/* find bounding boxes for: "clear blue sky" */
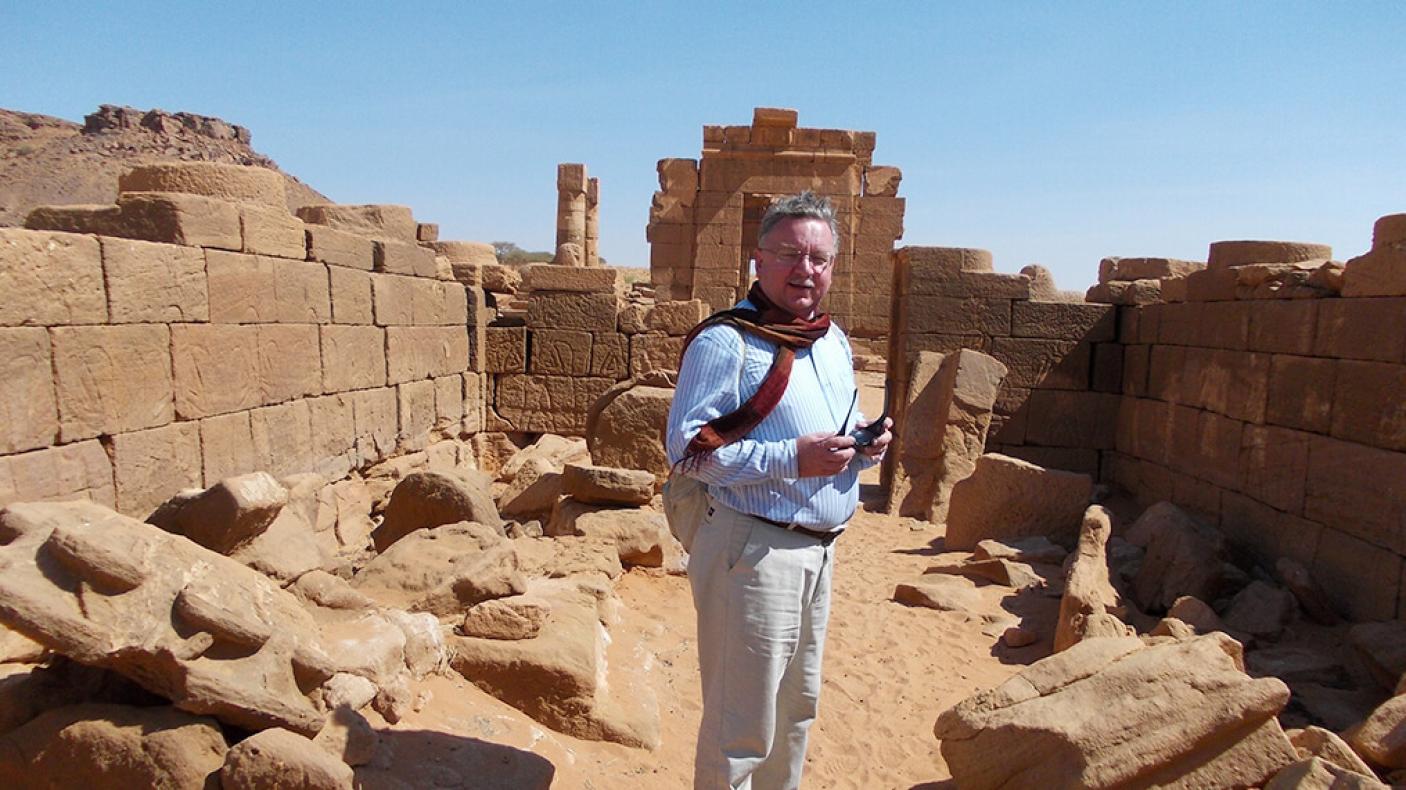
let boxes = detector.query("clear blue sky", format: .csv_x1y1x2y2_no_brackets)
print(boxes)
5,2,1403,290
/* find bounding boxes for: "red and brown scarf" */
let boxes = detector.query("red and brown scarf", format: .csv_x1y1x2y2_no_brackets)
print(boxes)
675,282,831,470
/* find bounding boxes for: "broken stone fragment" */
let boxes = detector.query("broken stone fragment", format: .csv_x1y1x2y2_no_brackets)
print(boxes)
944,454,1092,551
221,726,354,790
146,471,287,555
1053,506,1123,653
372,470,504,552
561,464,655,506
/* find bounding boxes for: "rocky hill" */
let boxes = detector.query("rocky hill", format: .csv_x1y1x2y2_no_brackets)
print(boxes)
0,105,327,226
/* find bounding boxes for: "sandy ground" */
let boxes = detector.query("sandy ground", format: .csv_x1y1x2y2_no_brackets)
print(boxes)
354,371,1060,789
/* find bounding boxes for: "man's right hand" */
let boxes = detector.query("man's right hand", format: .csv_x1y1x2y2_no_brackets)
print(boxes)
796,431,857,478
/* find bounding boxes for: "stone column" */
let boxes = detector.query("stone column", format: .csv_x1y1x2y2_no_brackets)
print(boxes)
556,163,587,257
585,177,600,267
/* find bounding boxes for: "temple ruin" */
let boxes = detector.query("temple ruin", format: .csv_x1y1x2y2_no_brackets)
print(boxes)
1,106,1404,787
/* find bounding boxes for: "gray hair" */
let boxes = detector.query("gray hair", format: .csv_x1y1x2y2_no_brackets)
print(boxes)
758,191,841,254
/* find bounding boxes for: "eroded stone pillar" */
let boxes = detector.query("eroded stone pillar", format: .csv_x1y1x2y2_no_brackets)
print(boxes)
556,163,587,256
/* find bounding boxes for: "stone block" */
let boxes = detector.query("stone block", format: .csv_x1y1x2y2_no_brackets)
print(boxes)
1238,424,1311,514
521,264,623,294
1146,345,1186,404
397,379,436,451
1331,360,1406,451
305,225,374,270
433,375,464,435
905,296,1011,336
0,229,106,326
0,439,114,509
114,191,243,248
1102,257,1204,282
307,393,355,476
249,399,313,479
239,203,305,259
328,265,374,324
864,165,902,197
1246,300,1317,355
897,247,994,282
371,273,414,326
1130,397,1171,463
526,292,617,332
51,324,173,442
1193,349,1269,423
206,250,276,323
990,338,1089,390
462,373,486,434
443,282,468,325
1184,267,1239,302
485,327,527,373
1121,344,1150,397
1304,435,1406,554
480,264,521,294
530,329,592,375
630,333,685,377
417,222,439,243
1011,302,1115,342
944,453,1092,549
1024,390,1119,450
100,237,208,323
351,387,397,466
386,326,468,384
1208,240,1333,270
171,324,262,419
645,300,708,335
406,277,444,326
590,334,629,379
373,239,437,278
274,259,332,323
0,328,58,454
1198,302,1251,350
199,411,257,484
108,422,202,517
319,325,386,393
657,158,699,195
1163,404,1203,477
914,272,1032,300
1266,355,1335,434
493,374,615,434
1157,302,1203,346
1342,240,1406,298
1091,342,1123,393
119,161,285,208
256,324,322,404
296,204,417,243
1314,297,1406,362
1313,527,1401,622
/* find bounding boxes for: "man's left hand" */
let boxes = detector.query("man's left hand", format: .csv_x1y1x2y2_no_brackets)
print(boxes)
856,417,893,460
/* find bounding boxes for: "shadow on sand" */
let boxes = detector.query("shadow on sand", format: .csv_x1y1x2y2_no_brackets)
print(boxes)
354,727,555,790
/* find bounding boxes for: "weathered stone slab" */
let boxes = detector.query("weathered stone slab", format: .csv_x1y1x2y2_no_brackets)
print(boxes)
936,633,1296,789
108,423,202,517
101,237,208,323
526,292,617,331
306,224,373,271
372,471,503,552
585,383,673,478
1208,240,1333,270
51,324,173,442
0,329,59,454
239,202,305,259
354,523,522,616
295,204,417,243
0,501,333,734
522,264,622,294
561,464,654,506
944,454,1091,550
119,162,285,208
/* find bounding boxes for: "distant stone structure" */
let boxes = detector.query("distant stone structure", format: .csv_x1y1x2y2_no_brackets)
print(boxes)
646,107,905,338
556,164,599,267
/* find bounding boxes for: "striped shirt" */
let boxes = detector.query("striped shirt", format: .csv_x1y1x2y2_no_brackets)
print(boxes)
666,298,874,530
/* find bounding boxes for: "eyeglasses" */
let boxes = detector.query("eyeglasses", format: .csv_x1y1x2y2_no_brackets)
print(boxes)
758,247,836,273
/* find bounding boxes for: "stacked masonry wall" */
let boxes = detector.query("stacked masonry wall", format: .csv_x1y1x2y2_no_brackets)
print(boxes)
480,266,704,434
1107,226,1406,622
1,200,485,519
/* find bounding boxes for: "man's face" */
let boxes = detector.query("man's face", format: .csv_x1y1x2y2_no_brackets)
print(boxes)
754,217,836,319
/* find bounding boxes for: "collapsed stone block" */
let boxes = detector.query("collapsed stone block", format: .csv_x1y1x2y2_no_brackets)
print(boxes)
221,726,354,790
0,501,337,734
147,471,286,555
561,464,654,506
944,454,1092,550
585,383,673,479
936,634,1296,789
355,522,523,616
887,349,1007,521
372,471,503,552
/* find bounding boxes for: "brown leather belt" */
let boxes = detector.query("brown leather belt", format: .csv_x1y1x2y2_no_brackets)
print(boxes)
750,514,843,546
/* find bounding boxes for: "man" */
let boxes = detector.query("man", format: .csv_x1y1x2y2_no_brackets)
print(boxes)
666,191,893,789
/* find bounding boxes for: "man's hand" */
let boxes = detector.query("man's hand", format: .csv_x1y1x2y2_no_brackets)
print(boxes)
796,431,857,477
855,417,894,460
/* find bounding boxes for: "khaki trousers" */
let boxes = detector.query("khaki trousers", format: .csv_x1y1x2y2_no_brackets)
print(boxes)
689,498,835,790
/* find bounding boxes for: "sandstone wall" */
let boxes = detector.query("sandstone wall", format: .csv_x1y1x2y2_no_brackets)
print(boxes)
4,174,483,519
1105,227,1406,621
885,246,1119,487
648,107,904,338
478,265,703,435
